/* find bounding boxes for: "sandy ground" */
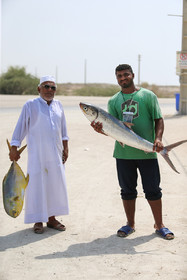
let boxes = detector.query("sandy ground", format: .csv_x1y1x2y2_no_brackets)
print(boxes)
0,95,187,280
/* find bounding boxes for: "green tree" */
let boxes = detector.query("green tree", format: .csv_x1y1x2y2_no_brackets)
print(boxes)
0,66,39,95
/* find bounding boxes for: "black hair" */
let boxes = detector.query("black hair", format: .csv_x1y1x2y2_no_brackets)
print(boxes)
115,64,134,74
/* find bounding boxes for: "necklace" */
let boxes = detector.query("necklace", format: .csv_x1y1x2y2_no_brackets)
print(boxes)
121,91,137,111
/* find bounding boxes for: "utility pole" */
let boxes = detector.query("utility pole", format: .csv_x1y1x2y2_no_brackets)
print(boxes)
34,67,37,77
180,0,187,114
84,59,87,85
55,66,58,84
138,54,141,86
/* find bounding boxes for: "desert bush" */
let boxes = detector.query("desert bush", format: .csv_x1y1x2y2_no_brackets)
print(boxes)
0,66,39,95
74,84,120,96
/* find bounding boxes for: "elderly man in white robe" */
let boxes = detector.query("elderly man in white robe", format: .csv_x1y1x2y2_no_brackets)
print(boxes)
9,76,69,234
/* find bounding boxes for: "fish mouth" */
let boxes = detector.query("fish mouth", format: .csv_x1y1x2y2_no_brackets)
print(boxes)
79,103,90,118
79,102,90,108
12,211,20,218
79,102,83,109
79,102,99,121
79,103,85,113
5,208,20,218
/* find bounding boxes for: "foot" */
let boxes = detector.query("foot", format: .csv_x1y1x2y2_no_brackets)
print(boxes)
33,222,44,234
47,218,66,231
117,225,135,237
154,224,174,240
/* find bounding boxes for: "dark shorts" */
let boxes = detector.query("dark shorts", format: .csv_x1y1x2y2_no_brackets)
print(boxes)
116,159,162,201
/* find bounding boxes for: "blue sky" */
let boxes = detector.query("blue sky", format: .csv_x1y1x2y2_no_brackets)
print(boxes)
1,0,183,85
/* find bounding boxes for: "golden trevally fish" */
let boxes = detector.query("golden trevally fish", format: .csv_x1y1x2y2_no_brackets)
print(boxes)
79,102,187,173
2,140,29,218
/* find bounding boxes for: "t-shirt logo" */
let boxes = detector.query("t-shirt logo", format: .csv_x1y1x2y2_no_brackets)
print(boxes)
121,100,139,119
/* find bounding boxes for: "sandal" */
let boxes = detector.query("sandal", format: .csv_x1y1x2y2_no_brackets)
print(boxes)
155,227,174,240
117,225,135,237
33,223,44,234
47,221,66,231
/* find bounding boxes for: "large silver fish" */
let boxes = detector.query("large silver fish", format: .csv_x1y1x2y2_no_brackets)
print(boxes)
2,140,29,218
79,102,187,173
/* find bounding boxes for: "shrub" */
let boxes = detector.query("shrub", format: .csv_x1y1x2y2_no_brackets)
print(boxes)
74,84,120,96
0,66,39,95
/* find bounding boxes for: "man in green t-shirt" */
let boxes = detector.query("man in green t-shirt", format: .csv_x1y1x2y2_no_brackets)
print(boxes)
91,64,174,240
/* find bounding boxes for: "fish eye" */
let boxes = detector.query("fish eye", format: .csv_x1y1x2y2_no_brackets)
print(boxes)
84,106,88,111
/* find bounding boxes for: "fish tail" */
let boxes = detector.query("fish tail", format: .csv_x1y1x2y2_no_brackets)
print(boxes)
18,144,27,154
161,140,187,173
6,139,27,154
6,139,11,151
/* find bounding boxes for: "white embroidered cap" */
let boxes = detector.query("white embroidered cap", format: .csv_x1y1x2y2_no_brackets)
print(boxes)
39,75,56,85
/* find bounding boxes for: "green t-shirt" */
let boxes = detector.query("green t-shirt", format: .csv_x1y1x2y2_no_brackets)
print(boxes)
107,88,162,159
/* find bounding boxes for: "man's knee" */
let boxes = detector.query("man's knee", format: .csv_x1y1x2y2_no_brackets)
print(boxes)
145,192,162,201
121,189,137,200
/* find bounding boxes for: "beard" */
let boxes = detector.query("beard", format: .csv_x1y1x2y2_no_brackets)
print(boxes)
121,79,134,88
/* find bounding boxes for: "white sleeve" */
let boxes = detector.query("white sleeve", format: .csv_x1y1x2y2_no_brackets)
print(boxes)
60,105,69,141
11,103,30,147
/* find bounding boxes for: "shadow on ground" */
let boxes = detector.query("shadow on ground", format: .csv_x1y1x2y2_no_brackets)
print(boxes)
35,233,157,259
0,227,60,251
